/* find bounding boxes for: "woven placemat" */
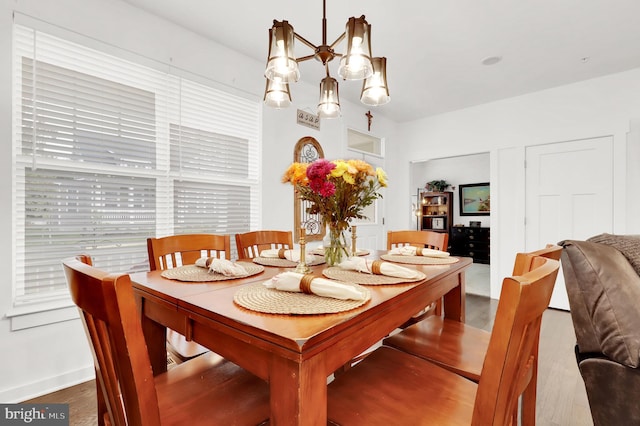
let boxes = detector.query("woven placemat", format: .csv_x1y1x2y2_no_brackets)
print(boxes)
252,257,326,267
322,267,426,285
233,282,371,315
311,248,371,257
161,262,264,282
380,254,460,265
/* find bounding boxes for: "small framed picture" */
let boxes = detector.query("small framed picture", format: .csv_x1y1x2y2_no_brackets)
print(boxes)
432,217,445,230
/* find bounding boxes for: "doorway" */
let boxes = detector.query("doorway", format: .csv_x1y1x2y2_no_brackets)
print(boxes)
411,153,491,297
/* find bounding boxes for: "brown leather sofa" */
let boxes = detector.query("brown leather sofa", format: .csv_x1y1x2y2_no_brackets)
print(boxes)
560,236,640,426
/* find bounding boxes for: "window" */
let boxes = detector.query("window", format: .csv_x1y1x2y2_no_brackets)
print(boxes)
12,25,260,307
292,137,324,242
347,128,383,157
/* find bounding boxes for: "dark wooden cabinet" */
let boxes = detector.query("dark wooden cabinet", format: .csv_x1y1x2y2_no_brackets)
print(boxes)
418,191,453,236
450,226,490,264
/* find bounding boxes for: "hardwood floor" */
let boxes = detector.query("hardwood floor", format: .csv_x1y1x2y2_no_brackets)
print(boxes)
24,294,593,425
24,379,98,426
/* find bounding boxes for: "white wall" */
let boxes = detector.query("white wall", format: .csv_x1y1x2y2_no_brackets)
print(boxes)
0,0,397,401
390,68,640,300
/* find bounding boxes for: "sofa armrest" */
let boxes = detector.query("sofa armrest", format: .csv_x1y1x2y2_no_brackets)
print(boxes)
578,354,640,426
560,240,640,368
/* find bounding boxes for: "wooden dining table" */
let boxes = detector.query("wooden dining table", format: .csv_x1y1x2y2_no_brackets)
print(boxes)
130,251,472,426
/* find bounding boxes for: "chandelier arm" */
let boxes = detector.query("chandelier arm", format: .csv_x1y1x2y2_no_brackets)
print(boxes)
328,32,346,51
296,54,316,63
294,32,318,51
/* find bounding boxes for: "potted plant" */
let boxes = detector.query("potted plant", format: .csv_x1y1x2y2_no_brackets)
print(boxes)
425,180,450,193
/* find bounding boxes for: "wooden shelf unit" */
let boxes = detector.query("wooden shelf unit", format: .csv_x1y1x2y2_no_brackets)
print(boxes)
418,190,453,235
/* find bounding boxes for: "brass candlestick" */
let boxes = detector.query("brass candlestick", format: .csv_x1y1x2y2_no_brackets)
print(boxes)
351,225,357,256
295,227,311,274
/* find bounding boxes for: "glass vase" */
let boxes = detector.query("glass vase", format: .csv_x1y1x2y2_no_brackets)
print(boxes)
324,224,349,266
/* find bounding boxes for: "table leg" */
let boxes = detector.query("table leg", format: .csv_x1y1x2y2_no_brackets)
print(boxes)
269,355,326,426
442,270,466,322
135,295,167,375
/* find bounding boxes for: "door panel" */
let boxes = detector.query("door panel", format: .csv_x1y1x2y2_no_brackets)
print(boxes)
525,136,613,309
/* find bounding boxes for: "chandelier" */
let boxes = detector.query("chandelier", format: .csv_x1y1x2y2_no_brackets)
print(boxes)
263,0,390,118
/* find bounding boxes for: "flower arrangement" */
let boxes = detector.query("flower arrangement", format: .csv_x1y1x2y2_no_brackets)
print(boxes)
282,159,387,265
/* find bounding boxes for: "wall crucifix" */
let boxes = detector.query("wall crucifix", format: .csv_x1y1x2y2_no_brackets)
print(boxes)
365,110,373,131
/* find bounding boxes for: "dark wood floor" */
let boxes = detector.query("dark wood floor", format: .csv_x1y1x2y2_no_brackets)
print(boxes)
24,294,593,426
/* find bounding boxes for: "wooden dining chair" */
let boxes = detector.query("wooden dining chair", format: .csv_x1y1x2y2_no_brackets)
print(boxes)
382,244,562,425
147,234,232,361
147,233,231,270
386,229,450,323
63,256,270,426
386,229,449,251
235,230,293,260
327,255,560,426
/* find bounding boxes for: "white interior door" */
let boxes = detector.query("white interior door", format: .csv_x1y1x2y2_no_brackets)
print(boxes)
350,197,384,250
346,129,386,250
348,157,385,251
525,136,613,310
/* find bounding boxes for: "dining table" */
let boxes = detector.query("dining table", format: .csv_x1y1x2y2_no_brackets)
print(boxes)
130,250,472,426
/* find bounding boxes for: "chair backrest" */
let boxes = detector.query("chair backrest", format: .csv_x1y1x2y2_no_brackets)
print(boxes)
63,257,161,426
235,230,293,260
512,244,562,275
472,256,560,426
386,230,449,251
147,234,231,270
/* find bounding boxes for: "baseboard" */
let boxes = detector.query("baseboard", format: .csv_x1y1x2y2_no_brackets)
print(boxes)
0,365,95,403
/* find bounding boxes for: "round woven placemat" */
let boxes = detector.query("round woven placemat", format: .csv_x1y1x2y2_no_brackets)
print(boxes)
233,282,371,315
252,257,325,267
161,262,264,282
380,254,460,265
322,267,426,285
311,248,370,257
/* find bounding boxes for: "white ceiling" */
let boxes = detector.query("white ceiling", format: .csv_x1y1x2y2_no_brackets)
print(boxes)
123,0,640,123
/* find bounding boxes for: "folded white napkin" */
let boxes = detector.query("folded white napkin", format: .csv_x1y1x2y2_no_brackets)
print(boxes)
195,257,248,277
388,246,450,258
263,271,367,301
338,257,422,280
259,248,316,262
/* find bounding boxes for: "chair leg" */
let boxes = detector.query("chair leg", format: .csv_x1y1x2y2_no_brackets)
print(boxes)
521,369,538,426
96,371,108,426
521,340,540,426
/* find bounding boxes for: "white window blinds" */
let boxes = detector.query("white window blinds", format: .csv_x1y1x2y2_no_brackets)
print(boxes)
12,24,260,305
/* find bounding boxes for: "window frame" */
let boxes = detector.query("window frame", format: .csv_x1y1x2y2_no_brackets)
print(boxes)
10,24,261,324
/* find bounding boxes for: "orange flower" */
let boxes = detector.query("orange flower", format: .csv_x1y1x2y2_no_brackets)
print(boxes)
282,162,309,186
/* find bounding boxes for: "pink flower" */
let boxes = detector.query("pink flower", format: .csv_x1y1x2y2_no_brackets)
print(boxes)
307,159,336,197
307,159,335,180
319,181,336,197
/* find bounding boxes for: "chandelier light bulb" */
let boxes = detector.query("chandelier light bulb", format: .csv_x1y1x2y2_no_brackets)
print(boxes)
265,21,300,83
360,57,390,106
264,77,292,108
318,77,341,118
338,16,373,80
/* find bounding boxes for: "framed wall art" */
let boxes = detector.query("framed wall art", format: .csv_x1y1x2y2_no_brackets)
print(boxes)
459,183,490,216
432,217,445,230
